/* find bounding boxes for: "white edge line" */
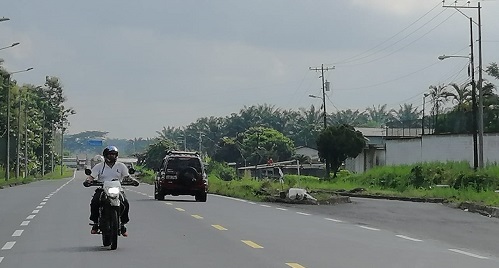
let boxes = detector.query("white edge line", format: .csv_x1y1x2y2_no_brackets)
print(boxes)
325,218,343,223
449,249,489,259
296,212,311,216
358,225,380,231
260,205,271,208
276,207,288,211
396,235,422,242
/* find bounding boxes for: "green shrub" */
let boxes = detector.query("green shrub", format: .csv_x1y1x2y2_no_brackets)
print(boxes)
207,161,237,181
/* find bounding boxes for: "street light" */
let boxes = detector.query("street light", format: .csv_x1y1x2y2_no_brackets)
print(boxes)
0,42,20,51
438,55,470,61
4,67,33,181
442,1,485,167
438,17,477,170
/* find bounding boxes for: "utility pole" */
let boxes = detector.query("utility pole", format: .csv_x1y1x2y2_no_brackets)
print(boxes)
443,1,484,167
309,64,334,129
309,64,334,178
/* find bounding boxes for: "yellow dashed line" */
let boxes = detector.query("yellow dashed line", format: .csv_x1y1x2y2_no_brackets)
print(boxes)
191,215,203,219
286,263,306,268
175,208,185,211
212,225,227,231
241,240,263,249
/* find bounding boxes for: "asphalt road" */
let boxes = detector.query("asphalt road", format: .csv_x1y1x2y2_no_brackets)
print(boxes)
0,171,497,268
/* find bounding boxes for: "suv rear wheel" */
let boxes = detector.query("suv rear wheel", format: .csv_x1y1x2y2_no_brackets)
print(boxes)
195,192,207,202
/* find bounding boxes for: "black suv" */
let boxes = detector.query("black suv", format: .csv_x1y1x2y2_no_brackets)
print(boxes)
154,151,208,202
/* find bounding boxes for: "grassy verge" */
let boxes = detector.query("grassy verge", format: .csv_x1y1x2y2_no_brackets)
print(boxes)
207,161,499,207
0,166,74,188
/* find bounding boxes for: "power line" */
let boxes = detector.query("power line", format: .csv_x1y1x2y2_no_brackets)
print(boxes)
333,2,442,65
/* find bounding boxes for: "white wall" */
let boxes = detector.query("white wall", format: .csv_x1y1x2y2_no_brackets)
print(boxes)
385,134,499,166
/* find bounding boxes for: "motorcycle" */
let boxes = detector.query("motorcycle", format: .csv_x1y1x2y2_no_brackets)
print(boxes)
83,168,139,250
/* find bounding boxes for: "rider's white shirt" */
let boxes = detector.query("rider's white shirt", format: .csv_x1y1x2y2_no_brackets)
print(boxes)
91,162,129,182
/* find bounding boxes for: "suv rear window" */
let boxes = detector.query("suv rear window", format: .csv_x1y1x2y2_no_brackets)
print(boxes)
165,157,202,173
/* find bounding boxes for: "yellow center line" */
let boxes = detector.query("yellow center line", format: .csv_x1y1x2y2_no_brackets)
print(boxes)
241,240,264,249
191,215,204,219
175,208,185,211
212,225,227,230
286,263,306,268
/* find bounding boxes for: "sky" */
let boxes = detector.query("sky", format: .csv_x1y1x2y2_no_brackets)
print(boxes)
1,0,498,139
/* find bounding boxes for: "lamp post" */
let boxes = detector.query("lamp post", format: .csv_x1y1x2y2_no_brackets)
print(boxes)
4,67,33,181
443,1,484,167
438,17,478,170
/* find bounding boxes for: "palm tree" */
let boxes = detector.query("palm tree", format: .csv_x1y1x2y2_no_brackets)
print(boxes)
330,109,368,126
447,82,471,111
428,84,451,130
366,104,390,127
388,104,420,128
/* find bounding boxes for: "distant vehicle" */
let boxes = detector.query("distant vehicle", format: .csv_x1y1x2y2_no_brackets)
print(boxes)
76,156,87,170
154,151,208,202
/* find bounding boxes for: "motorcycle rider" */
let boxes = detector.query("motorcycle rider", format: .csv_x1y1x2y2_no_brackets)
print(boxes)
85,146,131,237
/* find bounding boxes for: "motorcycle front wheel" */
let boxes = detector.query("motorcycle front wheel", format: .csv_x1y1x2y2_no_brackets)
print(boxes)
109,207,119,250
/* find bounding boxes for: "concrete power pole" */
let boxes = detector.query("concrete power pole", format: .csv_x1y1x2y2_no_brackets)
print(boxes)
309,64,334,178
442,1,485,167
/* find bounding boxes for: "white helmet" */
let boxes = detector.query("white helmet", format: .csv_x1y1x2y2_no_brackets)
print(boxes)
92,155,104,163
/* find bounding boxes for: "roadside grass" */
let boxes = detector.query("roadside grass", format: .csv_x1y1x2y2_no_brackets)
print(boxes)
207,161,499,207
0,166,74,188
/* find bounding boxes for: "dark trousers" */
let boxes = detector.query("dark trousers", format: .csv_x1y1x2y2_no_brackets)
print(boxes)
90,188,130,224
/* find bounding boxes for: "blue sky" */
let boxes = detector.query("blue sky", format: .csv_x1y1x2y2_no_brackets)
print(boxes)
1,0,498,139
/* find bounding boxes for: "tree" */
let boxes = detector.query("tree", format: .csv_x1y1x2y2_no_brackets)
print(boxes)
365,104,391,127
240,127,295,166
486,62,499,80
427,84,451,131
140,139,176,170
330,109,368,126
388,103,421,128
316,124,365,178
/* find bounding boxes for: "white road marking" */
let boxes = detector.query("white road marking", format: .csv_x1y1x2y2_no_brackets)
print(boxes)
0,257,3,263
276,207,288,211
358,225,380,231
43,199,48,201
26,215,35,220
449,249,489,259
1,242,15,250
36,206,43,209
296,212,311,216
40,202,46,205
32,210,39,214
20,221,30,226
396,235,422,242
260,205,271,208
248,202,256,205
12,230,23,237
325,218,343,223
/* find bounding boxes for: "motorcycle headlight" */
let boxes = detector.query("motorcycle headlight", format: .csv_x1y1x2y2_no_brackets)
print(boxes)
108,187,120,195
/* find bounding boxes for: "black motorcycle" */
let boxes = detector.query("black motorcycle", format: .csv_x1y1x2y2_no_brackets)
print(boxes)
84,168,139,250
